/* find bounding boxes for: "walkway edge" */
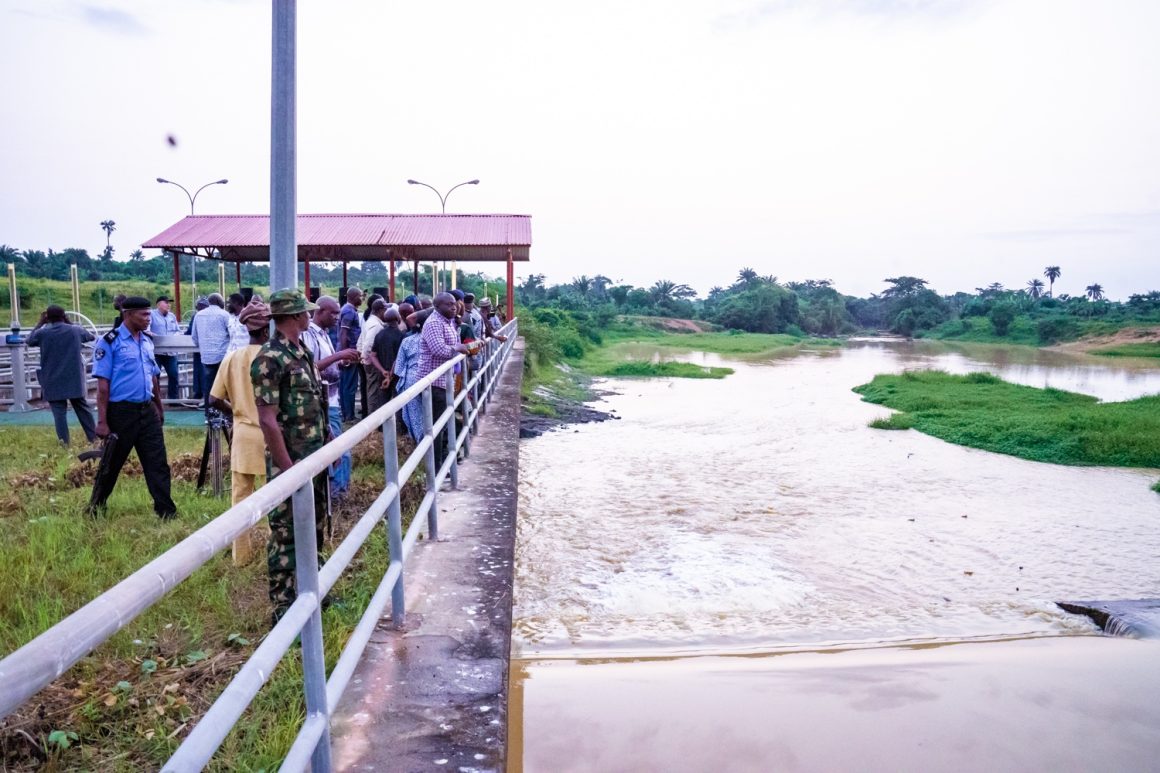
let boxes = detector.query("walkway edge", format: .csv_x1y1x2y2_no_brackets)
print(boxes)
331,340,524,772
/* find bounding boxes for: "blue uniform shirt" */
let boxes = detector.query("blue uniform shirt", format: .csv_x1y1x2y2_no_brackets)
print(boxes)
149,308,180,337
92,326,161,402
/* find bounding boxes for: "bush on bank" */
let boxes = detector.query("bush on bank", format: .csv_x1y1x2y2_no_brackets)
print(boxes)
854,370,1160,479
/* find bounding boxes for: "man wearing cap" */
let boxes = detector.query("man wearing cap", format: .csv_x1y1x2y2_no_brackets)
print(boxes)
252,289,330,623
149,295,181,399
209,299,272,565
89,296,177,519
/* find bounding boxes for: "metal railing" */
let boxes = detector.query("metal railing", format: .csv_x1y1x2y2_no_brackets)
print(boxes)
0,318,519,771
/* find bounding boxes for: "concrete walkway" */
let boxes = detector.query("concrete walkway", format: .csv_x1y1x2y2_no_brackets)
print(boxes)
331,342,524,773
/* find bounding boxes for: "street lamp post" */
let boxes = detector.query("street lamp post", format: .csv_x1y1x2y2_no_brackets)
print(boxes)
407,178,478,294
157,177,229,296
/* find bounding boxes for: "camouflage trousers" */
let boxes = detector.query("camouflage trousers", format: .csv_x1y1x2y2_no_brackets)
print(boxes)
267,470,329,622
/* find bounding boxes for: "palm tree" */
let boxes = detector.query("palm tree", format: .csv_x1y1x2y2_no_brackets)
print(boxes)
1085,283,1104,301
100,220,116,249
1026,278,1045,299
737,267,758,285
129,249,145,262
1044,265,1061,297
570,275,593,298
649,280,695,305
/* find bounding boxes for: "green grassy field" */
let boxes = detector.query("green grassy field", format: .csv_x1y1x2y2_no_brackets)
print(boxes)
1089,342,1160,358
0,424,423,771
853,371,1160,480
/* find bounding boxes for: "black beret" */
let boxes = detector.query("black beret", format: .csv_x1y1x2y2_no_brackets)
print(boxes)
122,296,151,311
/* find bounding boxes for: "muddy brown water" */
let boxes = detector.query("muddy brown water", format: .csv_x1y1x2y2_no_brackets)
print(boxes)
510,340,1160,771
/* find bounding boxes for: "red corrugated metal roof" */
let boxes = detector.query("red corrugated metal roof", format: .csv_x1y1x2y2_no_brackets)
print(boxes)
142,214,531,262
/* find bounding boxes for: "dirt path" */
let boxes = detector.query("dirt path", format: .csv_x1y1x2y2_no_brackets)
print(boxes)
1051,325,1160,353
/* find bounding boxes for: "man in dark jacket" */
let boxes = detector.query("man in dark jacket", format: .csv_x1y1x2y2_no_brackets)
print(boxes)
28,305,97,445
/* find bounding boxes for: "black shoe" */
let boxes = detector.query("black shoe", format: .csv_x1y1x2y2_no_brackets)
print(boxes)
157,510,178,521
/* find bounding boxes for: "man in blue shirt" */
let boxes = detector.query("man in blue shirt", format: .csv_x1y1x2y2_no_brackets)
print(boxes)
149,295,181,399
337,288,363,421
90,296,177,519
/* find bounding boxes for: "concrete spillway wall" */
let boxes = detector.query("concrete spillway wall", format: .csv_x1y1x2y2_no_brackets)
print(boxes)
331,341,524,772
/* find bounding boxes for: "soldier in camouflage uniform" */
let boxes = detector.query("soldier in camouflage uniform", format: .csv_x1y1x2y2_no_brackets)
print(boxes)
252,289,329,623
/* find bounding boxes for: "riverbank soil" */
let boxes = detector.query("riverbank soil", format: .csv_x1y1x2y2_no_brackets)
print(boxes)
510,637,1160,772
1051,325,1160,354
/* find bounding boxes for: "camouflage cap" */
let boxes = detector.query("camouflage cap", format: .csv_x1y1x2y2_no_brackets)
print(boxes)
267,288,318,316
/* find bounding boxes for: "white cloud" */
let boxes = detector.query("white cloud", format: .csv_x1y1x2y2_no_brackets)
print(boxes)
0,0,1158,300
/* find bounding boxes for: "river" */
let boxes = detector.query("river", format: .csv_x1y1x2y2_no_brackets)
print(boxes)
509,340,1160,771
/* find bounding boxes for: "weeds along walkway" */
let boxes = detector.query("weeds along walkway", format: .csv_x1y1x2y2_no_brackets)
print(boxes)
0,322,521,772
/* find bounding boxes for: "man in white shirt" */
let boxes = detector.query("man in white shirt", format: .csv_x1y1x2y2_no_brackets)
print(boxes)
303,296,359,497
149,295,181,399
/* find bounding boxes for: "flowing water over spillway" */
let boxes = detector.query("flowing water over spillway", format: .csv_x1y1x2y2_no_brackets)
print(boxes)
514,341,1160,658
510,341,1160,771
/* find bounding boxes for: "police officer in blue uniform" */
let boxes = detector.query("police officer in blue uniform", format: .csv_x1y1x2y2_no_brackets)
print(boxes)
89,296,177,519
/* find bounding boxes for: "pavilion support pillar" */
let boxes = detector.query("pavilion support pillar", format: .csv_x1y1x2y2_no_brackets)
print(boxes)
342,261,348,290
506,248,514,321
413,261,419,295
451,261,457,291
235,261,242,289
172,251,183,322
389,259,396,302
304,260,311,293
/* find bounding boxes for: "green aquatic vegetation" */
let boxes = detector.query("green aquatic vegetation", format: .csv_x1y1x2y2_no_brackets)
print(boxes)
854,370,1160,470
1089,343,1160,359
594,361,733,379
603,328,836,355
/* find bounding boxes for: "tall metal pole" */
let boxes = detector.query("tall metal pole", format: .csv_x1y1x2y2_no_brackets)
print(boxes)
271,3,331,770
270,0,297,294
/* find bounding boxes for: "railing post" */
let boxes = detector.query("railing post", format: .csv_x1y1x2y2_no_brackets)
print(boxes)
8,342,30,412
479,338,491,417
382,414,405,627
446,368,459,489
421,386,439,540
291,480,332,771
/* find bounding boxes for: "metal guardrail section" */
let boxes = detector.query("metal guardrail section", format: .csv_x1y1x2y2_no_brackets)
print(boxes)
0,319,520,771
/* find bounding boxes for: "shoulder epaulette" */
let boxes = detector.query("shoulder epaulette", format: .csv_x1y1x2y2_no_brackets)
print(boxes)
102,330,117,344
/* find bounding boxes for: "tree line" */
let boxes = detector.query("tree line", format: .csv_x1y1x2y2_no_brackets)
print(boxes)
518,266,1160,340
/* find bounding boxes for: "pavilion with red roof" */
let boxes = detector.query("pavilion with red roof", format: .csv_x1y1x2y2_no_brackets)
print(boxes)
142,213,532,320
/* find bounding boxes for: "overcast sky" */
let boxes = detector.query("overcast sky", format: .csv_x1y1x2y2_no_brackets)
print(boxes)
2,0,1158,299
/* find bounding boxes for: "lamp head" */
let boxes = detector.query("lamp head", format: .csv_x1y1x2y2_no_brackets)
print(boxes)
468,179,480,185
216,179,229,185
156,177,169,183
407,179,419,185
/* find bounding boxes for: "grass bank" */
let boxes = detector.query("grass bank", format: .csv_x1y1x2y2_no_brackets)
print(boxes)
922,314,1160,347
853,371,1160,487
0,424,424,770
1089,342,1160,358
517,309,842,415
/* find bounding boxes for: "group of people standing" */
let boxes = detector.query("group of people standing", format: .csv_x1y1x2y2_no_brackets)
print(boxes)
26,285,507,625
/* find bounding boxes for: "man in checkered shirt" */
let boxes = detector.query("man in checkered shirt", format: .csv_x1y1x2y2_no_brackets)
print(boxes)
418,292,469,470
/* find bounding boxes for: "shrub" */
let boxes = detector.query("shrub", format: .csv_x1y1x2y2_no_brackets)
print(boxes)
1036,316,1081,344
989,302,1017,336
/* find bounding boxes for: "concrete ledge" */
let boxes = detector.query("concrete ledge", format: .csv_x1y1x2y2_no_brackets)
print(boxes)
332,341,524,773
